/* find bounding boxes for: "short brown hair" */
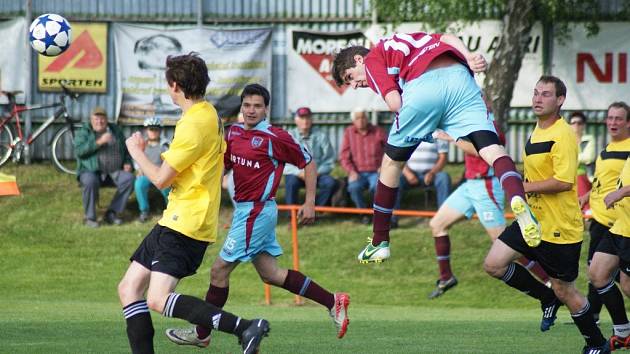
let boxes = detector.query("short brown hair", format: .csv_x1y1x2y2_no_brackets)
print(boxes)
608,101,630,120
537,75,567,98
332,46,370,87
165,52,209,99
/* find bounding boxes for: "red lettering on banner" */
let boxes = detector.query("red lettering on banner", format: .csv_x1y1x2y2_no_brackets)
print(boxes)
576,53,628,83
45,31,103,73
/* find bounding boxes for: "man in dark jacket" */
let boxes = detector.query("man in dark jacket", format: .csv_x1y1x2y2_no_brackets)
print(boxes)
74,106,134,227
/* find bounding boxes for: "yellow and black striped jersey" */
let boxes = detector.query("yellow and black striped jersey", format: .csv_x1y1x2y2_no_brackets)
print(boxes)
590,138,630,227
523,118,583,244
610,157,630,238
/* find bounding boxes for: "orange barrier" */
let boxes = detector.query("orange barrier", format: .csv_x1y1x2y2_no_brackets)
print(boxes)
263,204,591,305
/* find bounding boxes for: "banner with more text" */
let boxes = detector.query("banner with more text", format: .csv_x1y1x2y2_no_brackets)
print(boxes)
0,18,27,98
552,22,630,110
113,24,272,125
287,29,388,113
38,22,108,93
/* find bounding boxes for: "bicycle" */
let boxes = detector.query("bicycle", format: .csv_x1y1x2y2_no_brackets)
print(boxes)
0,83,81,174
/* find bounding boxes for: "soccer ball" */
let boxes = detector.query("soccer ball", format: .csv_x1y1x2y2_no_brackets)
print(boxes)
29,14,72,56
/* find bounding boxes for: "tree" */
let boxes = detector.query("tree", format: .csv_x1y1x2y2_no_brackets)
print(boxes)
369,0,628,126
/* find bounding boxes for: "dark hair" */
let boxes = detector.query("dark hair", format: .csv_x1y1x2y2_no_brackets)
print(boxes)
537,75,567,98
608,101,630,120
332,46,370,87
241,83,270,107
569,111,587,124
165,52,209,100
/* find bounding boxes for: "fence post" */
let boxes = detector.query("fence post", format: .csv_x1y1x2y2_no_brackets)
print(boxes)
291,206,303,305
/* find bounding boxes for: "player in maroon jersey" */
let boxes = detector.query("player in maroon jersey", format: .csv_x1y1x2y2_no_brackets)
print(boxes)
165,84,350,348
332,32,540,264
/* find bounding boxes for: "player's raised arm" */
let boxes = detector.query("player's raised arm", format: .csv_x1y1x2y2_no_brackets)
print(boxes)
439,33,487,73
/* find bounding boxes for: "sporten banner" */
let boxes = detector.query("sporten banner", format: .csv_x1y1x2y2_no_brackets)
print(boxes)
0,18,27,96
38,22,108,93
113,24,272,124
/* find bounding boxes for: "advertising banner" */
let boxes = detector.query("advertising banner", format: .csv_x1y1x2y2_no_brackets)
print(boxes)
38,22,108,93
114,24,272,124
553,22,630,110
0,18,27,95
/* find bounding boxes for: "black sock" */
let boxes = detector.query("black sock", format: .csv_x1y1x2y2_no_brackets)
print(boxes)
587,282,603,321
501,263,556,303
162,293,251,336
123,300,154,354
571,302,606,347
598,280,630,325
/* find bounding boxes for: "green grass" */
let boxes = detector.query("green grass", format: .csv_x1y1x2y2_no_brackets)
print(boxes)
0,163,616,353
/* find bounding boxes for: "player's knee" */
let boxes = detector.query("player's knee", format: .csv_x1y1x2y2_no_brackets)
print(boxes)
620,280,630,298
384,143,417,162
428,217,447,237
145,294,165,313
118,278,142,305
483,256,504,278
465,130,500,152
588,266,610,289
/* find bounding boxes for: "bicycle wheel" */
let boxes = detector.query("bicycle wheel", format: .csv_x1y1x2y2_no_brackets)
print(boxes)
51,125,79,175
0,124,13,167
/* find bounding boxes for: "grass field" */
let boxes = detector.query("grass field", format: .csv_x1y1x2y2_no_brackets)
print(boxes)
0,163,619,353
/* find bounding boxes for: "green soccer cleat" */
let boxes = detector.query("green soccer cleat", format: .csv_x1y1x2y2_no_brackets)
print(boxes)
357,239,390,264
511,196,542,248
165,326,211,348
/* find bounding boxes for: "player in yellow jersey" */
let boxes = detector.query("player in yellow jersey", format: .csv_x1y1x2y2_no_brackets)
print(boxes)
117,53,269,354
483,76,609,354
587,104,630,351
579,102,630,327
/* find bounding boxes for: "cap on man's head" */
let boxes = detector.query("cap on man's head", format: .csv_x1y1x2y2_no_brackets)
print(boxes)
91,106,107,117
296,107,312,117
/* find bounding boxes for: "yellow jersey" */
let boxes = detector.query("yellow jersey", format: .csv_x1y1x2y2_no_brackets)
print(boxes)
523,118,583,244
610,157,630,237
159,101,227,242
589,138,630,227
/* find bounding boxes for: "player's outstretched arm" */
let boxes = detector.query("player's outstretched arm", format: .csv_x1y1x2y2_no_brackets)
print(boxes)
126,132,177,189
439,33,487,73
298,161,317,225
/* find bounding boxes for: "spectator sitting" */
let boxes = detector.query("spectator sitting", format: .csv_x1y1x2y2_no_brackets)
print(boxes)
339,107,387,224
134,117,171,222
569,111,596,214
391,138,451,228
284,106,338,206
74,106,135,227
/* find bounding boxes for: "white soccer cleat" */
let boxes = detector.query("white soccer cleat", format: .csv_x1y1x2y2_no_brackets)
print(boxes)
165,326,210,348
329,292,350,338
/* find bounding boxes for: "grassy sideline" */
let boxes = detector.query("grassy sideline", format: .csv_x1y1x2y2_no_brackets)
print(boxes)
0,163,621,353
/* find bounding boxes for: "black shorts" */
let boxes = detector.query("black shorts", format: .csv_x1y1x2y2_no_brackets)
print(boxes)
130,224,209,279
588,219,611,262
597,230,630,276
499,222,582,282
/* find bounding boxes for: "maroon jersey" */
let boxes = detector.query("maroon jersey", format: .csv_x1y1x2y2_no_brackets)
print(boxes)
225,120,311,202
365,32,469,100
464,120,505,179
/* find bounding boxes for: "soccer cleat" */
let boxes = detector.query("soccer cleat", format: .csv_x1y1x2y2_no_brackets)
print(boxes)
165,327,210,348
357,239,390,263
540,298,562,332
511,196,542,248
428,276,458,299
610,335,630,350
582,342,611,354
329,292,350,339
240,319,270,354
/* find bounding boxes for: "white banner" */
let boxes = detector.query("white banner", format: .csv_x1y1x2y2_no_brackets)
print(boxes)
287,21,543,113
113,24,272,124
0,18,27,96
553,22,630,110
396,21,544,107
287,29,388,113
